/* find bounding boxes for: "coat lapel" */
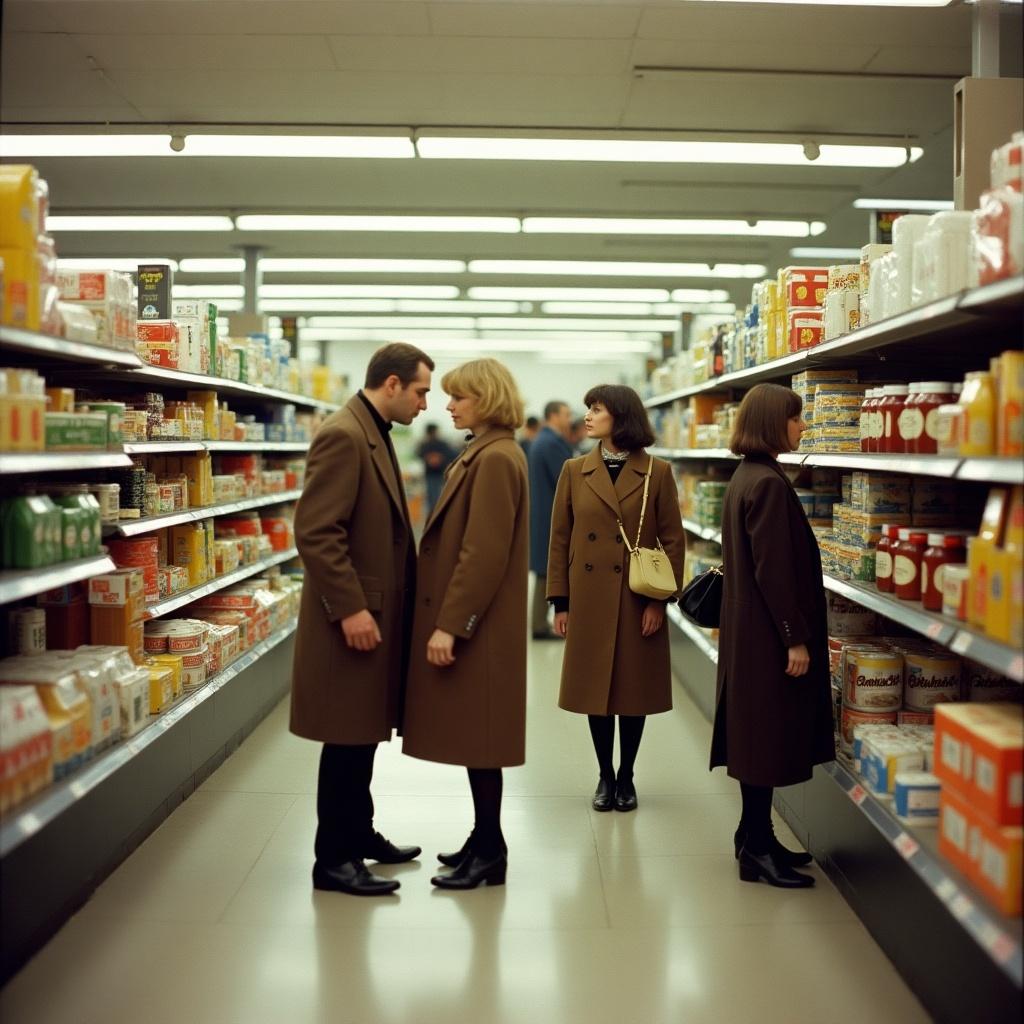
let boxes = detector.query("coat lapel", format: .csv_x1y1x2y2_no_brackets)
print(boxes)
348,397,408,525
581,444,620,516
615,449,650,503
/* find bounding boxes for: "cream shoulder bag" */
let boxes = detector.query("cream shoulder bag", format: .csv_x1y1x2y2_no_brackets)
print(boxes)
617,458,679,601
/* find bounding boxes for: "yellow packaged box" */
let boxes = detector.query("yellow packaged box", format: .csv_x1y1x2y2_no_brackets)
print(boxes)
186,390,219,440
171,523,208,586
0,165,41,251
143,660,175,714
0,246,40,331
150,653,184,699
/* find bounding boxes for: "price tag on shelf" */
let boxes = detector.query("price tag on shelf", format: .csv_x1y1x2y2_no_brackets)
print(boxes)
893,832,920,860
936,878,958,903
1010,655,1023,681
926,622,944,640
849,784,868,806
951,632,972,656
990,932,1018,966
951,893,974,922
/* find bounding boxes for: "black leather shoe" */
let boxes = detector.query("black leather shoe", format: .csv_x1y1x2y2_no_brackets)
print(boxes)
312,860,400,896
733,826,812,867
438,834,507,868
431,853,507,890
592,778,615,812
614,778,638,812
363,830,421,864
738,848,814,889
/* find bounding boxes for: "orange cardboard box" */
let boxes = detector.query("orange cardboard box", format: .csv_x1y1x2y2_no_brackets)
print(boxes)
89,607,144,665
972,815,1023,916
938,785,975,878
783,267,829,309
935,703,1023,826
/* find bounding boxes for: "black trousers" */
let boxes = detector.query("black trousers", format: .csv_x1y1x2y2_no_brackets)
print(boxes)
314,742,377,866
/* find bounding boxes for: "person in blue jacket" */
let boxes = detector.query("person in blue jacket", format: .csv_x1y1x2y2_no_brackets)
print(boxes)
528,401,574,639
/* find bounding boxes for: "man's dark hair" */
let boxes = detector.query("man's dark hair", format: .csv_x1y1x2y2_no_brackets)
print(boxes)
365,342,435,390
543,400,569,421
525,415,540,429
425,423,439,437
582,384,655,451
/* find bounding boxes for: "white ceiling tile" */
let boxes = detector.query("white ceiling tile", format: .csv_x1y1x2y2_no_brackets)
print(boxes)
326,36,633,75
71,33,338,71
631,39,880,76
862,46,972,77
427,3,642,39
0,68,137,110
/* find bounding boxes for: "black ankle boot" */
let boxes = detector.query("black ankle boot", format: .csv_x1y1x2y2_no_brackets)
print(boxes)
592,777,615,812
614,776,638,812
438,833,507,868
733,825,812,867
738,847,814,888
431,852,507,890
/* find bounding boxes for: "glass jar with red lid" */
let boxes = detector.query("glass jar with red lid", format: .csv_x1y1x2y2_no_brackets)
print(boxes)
921,532,969,611
879,385,910,454
897,383,924,452
893,528,929,601
860,389,877,453
905,382,957,454
875,523,902,593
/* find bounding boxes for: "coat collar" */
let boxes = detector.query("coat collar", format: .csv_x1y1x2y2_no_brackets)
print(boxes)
423,426,514,533
346,396,409,525
581,444,650,515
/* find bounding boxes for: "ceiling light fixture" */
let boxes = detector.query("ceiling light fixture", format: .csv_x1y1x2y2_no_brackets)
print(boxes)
522,217,825,238
540,302,673,316
171,284,246,298
258,284,460,299
417,137,921,168
468,260,766,278
258,258,467,273
789,247,864,259
236,215,520,233
178,258,246,273
56,257,180,272
47,215,234,232
467,287,671,302
852,198,955,211
477,317,679,332
302,301,523,317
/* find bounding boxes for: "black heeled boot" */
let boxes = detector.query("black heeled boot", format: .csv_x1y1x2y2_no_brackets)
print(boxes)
614,776,638,812
592,777,615,812
438,832,507,868
738,847,815,888
734,825,812,867
431,851,507,890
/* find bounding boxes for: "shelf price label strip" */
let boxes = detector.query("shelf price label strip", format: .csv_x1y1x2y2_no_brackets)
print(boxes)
111,488,303,537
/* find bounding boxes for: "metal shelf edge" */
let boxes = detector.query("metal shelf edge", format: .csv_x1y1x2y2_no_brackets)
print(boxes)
667,604,719,664
0,555,117,606
681,518,723,544
0,452,133,474
822,575,957,646
110,489,303,536
0,327,144,369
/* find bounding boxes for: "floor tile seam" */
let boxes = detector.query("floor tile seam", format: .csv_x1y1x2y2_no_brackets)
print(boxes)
214,819,295,926
585,798,614,930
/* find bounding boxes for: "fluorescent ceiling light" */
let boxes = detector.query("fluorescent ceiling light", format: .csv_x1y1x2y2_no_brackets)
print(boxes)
172,284,245,298
296,316,478,330
178,258,246,273
418,137,921,168
259,285,459,299
304,330,655,352
468,286,670,301
236,215,519,233
477,317,678,332
259,258,467,273
467,260,766,279
210,299,244,312
47,215,234,232
299,300,522,315
0,134,413,158
541,302,666,315
852,198,955,211
522,217,826,238
671,289,732,302
790,247,863,260
56,257,179,272
684,1,950,6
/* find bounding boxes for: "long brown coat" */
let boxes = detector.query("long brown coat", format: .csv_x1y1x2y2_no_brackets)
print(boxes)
290,396,415,745
710,455,835,787
547,447,686,716
402,428,529,768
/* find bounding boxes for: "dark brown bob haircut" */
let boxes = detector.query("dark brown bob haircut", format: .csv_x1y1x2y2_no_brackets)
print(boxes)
365,342,435,389
583,384,655,452
730,382,802,457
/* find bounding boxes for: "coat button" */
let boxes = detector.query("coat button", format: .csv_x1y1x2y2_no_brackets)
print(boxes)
615,535,622,544
588,532,597,541
614,565,622,574
424,597,432,606
584,563,593,572
422,545,430,554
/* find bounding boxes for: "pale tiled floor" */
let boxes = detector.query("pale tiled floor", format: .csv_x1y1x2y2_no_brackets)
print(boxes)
0,635,931,1024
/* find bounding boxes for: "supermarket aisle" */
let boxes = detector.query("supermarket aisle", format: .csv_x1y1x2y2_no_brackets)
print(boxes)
0,635,930,1024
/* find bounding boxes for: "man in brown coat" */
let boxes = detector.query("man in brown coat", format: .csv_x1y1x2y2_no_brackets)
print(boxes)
291,342,434,896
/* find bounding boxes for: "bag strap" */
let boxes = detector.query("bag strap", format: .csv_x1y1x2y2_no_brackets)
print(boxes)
617,457,655,553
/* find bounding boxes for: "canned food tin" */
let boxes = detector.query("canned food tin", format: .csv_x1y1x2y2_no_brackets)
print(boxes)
11,607,46,655
840,704,898,755
903,651,962,710
89,482,121,524
844,647,903,711
166,622,206,652
179,646,207,670
181,663,207,692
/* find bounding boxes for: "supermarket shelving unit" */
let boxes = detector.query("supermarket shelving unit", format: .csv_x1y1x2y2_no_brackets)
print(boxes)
658,277,1023,1024
0,328,325,981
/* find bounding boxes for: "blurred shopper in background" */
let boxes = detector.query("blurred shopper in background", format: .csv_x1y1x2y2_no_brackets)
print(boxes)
403,358,529,890
518,414,540,457
548,385,685,813
710,382,834,890
528,400,574,640
291,343,434,897
568,417,589,455
416,422,458,518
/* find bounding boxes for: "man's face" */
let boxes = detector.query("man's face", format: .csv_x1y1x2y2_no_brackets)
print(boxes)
387,363,432,425
549,405,573,438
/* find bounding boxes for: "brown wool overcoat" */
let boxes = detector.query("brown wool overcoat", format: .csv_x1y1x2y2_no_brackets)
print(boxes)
402,428,529,768
290,396,415,746
547,447,686,716
709,455,836,787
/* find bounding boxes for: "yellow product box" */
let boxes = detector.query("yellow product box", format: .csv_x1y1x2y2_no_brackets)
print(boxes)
182,451,213,508
985,545,1014,644
144,661,175,714
967,536,995,631
0,165,40,250
0,245,40,331
150,653,184,699
171,523,207,586
45,387,75,413
186,390,219,440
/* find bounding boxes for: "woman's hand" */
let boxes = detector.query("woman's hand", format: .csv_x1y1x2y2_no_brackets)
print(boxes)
553,611,568,637
641,602,665,638
786,644,810,677
427,629,456,667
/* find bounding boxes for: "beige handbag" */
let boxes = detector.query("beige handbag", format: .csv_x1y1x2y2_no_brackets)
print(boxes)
617,458,679,601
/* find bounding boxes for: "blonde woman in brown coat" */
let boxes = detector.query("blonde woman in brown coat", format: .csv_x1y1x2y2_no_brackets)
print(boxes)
403,358,529,890
547,385,685,813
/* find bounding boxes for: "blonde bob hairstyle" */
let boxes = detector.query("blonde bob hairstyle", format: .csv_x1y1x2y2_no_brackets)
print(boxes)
441,358,526,432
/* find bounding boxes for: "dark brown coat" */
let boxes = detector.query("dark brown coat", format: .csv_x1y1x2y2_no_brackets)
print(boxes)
290,396,415,745
547,447,686,716
710,455,835,787
402,429,529,768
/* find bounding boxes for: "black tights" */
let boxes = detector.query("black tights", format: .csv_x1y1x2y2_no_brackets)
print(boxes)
587,714,646,783
739,782,775,854
468,767,505,858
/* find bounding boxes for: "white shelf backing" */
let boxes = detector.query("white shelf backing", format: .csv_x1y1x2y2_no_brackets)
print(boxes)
0,327,144,369
0,555,116,606
822,575,1022,683
123,442,206,455
681,518,723,544
0,619,299,858
800,453,962,478
0,452,133,474
204,441,310,453
144,547,299,619
667,603,719,665
825,758,1023,988
649,447,739,462
956,458,1024,486
108,488,303,537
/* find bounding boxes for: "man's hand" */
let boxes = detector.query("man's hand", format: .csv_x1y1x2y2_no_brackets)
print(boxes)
341,610,382,651
553,611,568,637
427,629,456,667
786,644,810,677
641,603,665,637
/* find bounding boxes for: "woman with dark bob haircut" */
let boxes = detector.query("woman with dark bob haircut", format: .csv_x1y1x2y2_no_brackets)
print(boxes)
710,383,835,888
547,384,686,812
